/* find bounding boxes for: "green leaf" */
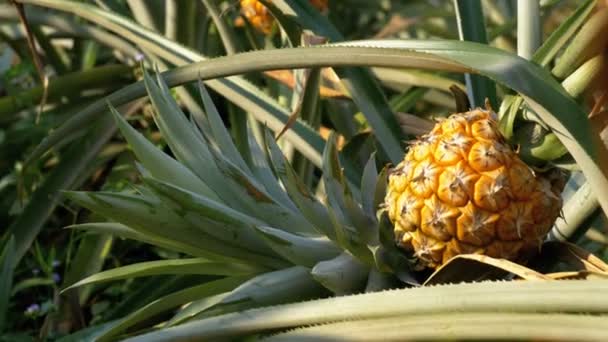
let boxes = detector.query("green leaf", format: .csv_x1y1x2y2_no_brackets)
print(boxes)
167,266,326,326
64,259,263,291
55,321,117,342
322,135,374,255
200,0,240,55
360,153,378,219
532,0,595,67
310,252,369,295
207,145,317,236
68,222,210,258
516,0,541,59
374,68,465,94
247,126,299,212
142,177,278,256
262,313,608,341
264,130,334,240
254,226,341,268
551,7,608,79
121,280,608,341
196,81,250,175
146,72,315,236
61,233,113,303
96,277,250,342
453,0,498,108
109,104,218,200
64,191,278,266
0,236,15,332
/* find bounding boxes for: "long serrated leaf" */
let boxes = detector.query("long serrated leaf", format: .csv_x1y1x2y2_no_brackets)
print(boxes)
123,280,608,341
64,259,263,291
109,104,218,200
96,276,250,342
263,313,608,341
254,226,341,268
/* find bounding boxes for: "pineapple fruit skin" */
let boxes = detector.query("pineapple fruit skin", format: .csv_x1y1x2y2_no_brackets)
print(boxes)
240,0,328,33
385,109,564,269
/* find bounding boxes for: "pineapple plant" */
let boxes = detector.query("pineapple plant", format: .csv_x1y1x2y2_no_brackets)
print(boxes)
3,0,608,341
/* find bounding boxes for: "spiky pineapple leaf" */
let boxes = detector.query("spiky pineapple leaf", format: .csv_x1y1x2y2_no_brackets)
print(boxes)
254,226,341,268
142,177,280,258
360,153,378,221
261,313,608,341
247,126,299,211
207,145,317,236
372,213,417,284
64,192,277,266
144,71,316,236
63,259,263,291
364,269,401,293
68,222,208,258
264,130,335,240
551,8,608,79
121,280,608,341
94,277,251,342
196,80,249,174
310,252,369,295
166,267,327,327
322,134,374,254
109,105,218,200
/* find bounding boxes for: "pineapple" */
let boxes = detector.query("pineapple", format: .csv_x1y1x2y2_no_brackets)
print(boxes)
240,0,328,33
384,108,565,269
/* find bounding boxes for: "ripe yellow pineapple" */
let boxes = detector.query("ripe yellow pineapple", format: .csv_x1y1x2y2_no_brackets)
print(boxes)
240,0,328,33
384,108,565,269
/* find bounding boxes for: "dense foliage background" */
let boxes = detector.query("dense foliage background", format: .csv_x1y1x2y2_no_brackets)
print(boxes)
1,0,607,340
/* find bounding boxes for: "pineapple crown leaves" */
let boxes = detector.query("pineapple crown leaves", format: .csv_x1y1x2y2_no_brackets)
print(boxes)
68,70,410,303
